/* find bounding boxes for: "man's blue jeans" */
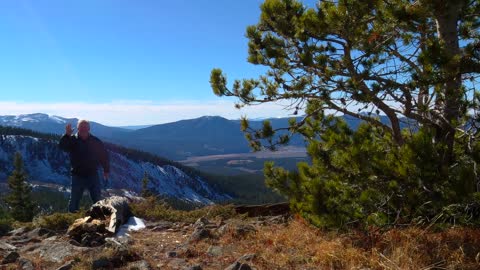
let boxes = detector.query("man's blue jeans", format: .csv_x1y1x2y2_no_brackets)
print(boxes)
68,173,102,213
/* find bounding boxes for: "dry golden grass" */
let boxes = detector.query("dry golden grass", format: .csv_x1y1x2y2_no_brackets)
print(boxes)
212,216,480,270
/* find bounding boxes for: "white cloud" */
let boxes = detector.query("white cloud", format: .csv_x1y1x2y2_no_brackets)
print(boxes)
0,99,298,126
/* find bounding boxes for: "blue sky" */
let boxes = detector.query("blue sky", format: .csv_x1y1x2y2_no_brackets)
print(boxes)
0,0,297,125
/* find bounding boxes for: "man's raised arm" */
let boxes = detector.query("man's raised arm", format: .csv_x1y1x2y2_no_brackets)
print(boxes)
59,123,74,152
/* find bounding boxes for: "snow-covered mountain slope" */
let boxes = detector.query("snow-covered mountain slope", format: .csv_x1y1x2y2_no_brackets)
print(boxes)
0,133,231,204
0,113,67,125
0,113,130,139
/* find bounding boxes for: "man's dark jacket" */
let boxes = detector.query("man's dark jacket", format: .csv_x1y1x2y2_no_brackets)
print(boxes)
59,134,110,177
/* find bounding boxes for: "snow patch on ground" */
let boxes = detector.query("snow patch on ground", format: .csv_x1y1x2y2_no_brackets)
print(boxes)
115,216,146,237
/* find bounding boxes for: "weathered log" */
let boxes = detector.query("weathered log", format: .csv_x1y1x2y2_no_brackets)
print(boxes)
67,196,133,246
86,196,132,234
234,202,290,217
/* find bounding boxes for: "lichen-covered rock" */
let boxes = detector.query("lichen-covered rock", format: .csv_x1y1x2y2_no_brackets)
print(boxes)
125,260,151,270
188,228,212,242
1,250,19,264
224,254,256,270
18,257,35,270
29,241,88,263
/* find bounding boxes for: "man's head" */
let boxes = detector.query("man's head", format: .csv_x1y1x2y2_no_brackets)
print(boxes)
77,119,90,140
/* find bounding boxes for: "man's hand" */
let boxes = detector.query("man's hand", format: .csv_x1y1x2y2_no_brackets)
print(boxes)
65,123,74,136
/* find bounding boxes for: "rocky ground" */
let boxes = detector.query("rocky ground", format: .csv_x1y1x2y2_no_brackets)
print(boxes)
0,214,290,270
1,199,480,269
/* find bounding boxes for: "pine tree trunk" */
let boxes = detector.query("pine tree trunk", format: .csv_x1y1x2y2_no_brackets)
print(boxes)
433,1,465,171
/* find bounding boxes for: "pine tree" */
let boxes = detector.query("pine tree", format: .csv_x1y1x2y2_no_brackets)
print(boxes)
210,0,480,228
141,171,152,198
5,152,36,222
210,0,480,175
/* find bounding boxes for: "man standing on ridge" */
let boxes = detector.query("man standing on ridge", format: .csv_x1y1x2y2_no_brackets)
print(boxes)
59,119,110,212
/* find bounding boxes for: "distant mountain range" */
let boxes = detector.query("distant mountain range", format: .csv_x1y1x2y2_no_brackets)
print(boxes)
0,113,307,160
0,125,230,204
0,113,402,161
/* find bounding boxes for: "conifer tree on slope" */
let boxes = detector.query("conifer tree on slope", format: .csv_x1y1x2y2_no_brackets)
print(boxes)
6,152,35,222
210,0,480,227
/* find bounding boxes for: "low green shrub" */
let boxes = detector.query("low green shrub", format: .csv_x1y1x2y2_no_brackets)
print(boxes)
130,196,236,223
